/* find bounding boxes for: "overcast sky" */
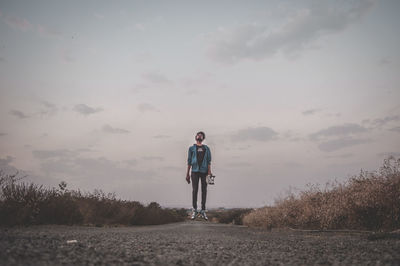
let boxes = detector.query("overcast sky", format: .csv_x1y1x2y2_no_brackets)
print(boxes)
1,0,399,208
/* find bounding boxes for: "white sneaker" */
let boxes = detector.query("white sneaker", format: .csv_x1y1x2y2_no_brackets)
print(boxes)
200,210,208,221
191,209,197,220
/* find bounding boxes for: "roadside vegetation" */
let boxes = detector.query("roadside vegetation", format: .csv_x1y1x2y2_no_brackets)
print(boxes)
243,156,400,231
3,156,398,229
0,174,186,226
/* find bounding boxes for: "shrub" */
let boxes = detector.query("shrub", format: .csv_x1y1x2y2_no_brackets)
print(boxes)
0,173,186,227
243,156,400,231
0,178,82,226
130,202,184,225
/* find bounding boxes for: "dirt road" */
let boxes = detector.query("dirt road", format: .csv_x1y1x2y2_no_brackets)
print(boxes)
1,221,399,265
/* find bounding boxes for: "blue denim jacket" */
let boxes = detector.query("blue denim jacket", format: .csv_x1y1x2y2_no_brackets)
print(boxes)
187,144,211,173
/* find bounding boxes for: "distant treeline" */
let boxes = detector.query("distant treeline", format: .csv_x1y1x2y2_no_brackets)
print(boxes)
0,175,186,226
243,156,400,231
207,208,252,225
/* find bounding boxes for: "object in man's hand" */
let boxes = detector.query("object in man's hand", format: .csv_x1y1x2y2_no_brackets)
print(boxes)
206,174,215,185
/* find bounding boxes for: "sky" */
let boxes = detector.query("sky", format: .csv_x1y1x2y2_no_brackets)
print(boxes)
0,0,399,208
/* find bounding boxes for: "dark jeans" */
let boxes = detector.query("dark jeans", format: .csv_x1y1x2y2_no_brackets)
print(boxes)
191,171,207,210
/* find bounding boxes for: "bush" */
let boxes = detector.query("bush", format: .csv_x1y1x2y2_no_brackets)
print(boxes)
130,202,184,225
0,173,186,227
243,156,400,231
0,179,83,226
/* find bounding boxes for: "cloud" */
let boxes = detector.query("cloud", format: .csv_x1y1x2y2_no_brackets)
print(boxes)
38,100,58,116
318,137,371,152
389,126,400,133
206,0,376,64
309,123,368,141
2,13,61,37
302,108,322,116
138,103,158,113
237,145,252,150
324,112,341,118
132,83,149,93
32,149,79,160
301,108,340,117
141,71,172,84
36,24,62,37
0,132,6,136
377,152,400,158
102,124,130,134
9,109,29,119
378,57,393,66
0,156,20,175
0,156,14,166
73,104,103,116
365,115,400,128
4,15,33,31
281,130,304,142
309,123,371,152
122,159,138,166
231,126,278,142
32,150,157,187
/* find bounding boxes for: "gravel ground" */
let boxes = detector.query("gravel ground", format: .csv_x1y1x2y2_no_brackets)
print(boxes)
1,221,400,265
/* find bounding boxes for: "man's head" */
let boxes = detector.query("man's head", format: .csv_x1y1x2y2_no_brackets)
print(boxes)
195,131,205,142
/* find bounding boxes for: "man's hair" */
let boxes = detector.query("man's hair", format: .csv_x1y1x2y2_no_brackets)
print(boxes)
196,131,206,139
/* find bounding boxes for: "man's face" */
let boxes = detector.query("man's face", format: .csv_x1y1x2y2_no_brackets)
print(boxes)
196,134,204,142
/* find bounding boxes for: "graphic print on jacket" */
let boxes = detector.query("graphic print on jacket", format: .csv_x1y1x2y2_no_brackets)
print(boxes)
196,145,205,168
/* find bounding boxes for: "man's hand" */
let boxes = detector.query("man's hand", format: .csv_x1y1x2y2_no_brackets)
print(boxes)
186,174,190,184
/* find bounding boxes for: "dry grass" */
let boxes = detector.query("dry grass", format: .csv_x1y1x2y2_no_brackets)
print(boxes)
243,156,400,231
0,174,186,226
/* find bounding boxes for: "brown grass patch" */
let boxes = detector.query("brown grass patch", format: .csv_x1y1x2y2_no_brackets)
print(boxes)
243,156,400,231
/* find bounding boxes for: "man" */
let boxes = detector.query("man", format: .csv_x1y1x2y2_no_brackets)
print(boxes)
186,131,212,220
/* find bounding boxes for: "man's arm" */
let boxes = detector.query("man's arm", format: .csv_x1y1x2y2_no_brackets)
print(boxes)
207,147,212,175
186,165,191,184
187,147,192,166
186,147,192,183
